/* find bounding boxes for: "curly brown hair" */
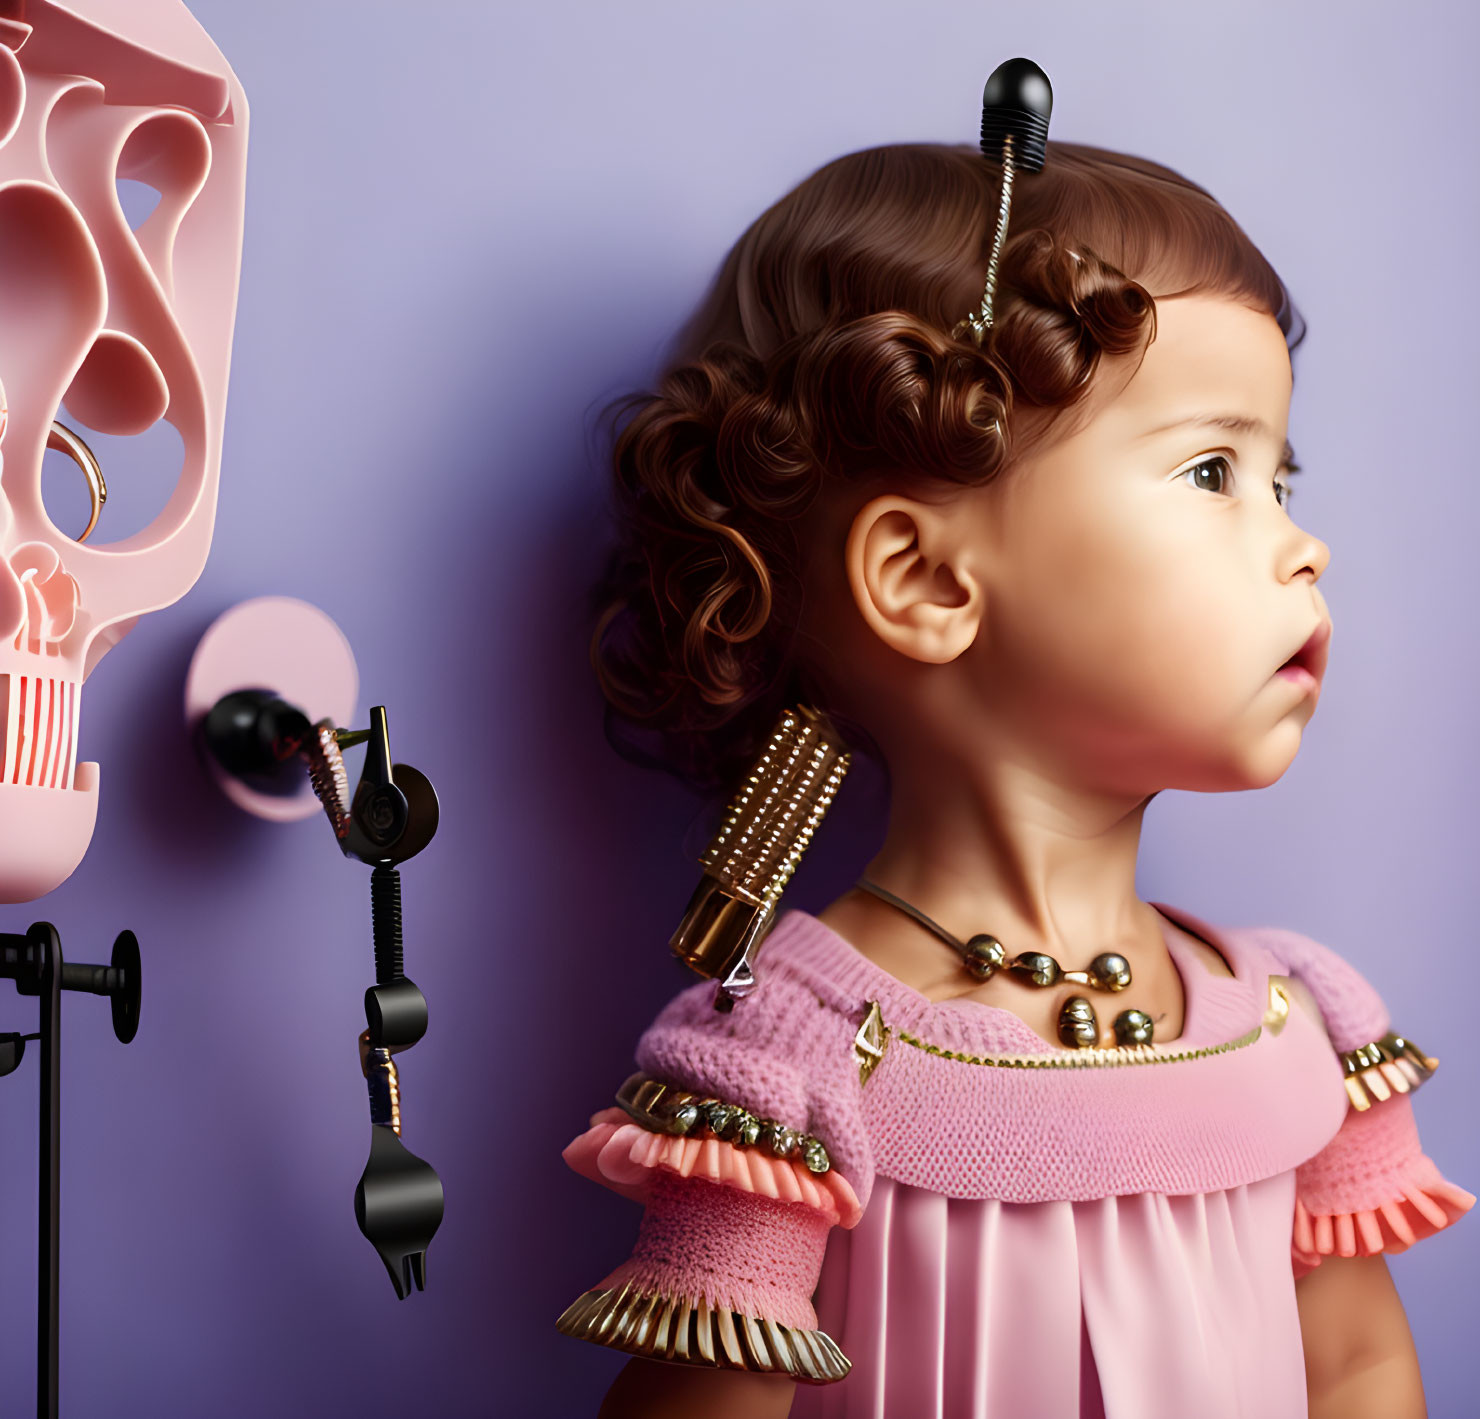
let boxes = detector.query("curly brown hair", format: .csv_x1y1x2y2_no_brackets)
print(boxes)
590,141,1300,793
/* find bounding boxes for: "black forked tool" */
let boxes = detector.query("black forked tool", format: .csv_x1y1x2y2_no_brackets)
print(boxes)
355,1110,445,1298
201,691,445,1298
335,707,445,1298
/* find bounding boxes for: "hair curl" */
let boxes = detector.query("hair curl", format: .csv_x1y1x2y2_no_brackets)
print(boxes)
590,141,1301,792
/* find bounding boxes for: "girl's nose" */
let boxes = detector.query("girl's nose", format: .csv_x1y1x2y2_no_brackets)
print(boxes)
1280,516,1330,584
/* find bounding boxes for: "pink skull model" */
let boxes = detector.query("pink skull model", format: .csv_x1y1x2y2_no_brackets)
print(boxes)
0,0,247,902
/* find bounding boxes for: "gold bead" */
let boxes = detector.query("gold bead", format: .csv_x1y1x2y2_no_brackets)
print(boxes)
1057,995,1098,1049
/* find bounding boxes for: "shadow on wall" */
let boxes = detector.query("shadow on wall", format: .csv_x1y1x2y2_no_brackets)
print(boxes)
488,448,894,1404
106,610,265,875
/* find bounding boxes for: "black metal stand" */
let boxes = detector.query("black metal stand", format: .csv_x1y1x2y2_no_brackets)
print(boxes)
38,930,60,1419
0,922,140,1419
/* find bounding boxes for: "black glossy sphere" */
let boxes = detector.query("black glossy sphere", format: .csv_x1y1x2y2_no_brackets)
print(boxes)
979,57,1053,172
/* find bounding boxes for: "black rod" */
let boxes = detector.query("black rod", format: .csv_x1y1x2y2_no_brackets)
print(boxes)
37,924,61,1419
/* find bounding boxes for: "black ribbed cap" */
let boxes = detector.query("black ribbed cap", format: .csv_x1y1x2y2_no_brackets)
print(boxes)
979,57,1053,173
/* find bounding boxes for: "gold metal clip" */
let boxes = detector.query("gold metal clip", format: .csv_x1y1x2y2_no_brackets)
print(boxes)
670,706,850,1009
853,1001,889,1086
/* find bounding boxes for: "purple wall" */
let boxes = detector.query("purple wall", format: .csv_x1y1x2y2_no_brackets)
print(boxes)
1,2,1474,1414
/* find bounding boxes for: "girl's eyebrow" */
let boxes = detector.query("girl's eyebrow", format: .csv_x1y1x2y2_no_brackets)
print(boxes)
1141,412,1299,471
1140,412,1275,440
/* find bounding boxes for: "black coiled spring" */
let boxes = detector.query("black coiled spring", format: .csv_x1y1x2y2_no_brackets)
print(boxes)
370,865,403,984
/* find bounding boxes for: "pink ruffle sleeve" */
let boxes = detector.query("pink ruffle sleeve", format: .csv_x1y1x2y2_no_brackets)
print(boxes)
555,1113,854,1381
1291,1092,1475,1277
554,964,872,1384
1256,925,1476,1276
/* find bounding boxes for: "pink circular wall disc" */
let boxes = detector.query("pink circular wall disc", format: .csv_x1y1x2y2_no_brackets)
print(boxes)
184,596,358,822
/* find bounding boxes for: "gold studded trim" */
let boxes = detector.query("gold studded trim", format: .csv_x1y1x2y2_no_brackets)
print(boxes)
616,1073,832,1175
556,1281,851,1384
894,1021,1264,1069
1339,1031,1438,1112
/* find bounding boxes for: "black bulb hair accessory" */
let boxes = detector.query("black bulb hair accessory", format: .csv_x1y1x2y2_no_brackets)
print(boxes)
979,56,1053,171
952,56,1054,346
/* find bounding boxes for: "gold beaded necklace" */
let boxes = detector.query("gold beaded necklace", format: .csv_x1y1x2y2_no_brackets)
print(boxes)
854,878,1157,1049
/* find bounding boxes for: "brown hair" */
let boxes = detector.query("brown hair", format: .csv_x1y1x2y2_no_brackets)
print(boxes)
589,141,1301,792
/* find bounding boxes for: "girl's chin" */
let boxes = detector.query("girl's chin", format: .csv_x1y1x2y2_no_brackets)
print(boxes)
1156,729,1308,794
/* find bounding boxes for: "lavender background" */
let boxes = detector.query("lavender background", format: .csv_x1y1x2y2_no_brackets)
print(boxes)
0,1,1474,1414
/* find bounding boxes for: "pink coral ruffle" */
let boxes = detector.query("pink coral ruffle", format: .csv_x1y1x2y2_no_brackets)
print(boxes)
564,1107,863,1228
1291,1153,1475,1277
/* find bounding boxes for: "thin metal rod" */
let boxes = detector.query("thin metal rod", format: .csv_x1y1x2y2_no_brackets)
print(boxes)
980,132,1017,331
952,133,1019,346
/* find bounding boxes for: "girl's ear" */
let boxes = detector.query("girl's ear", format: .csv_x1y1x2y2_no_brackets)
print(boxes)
844,494,983,664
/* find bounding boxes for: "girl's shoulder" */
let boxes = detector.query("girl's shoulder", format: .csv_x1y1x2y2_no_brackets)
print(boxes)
631,909,879,1202
1155,904,1389,1052
1202,920,1479,1274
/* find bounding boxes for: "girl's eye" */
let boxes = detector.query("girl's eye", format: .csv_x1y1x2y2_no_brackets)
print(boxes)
1180,455,1231,495
1274,478,1292,509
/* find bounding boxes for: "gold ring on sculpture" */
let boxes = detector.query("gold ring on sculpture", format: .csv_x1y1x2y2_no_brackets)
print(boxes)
46,420,108,543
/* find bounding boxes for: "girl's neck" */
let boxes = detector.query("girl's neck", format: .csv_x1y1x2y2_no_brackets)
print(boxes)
814,760,1213,1044
860,751,1156,962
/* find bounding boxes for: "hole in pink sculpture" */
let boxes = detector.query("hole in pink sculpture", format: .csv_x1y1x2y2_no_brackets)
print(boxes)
115,110,211,244
63,330,169,436
110,110,214,300
42,413,185,546
115,177,162,231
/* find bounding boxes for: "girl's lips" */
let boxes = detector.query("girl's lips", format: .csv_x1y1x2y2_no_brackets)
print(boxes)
1275,663,1320,695
1276,619,1332,690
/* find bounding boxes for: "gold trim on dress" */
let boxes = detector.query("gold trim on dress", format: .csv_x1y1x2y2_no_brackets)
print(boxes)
893,1020,1264,1069
1338,1030,1438,1112
556,1281,852,1383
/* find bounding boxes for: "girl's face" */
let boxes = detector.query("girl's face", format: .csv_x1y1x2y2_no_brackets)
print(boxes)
963,294,1331,797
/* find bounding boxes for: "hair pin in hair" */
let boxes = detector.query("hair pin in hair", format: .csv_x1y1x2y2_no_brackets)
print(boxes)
670,704,850,1011
952,57,1054,347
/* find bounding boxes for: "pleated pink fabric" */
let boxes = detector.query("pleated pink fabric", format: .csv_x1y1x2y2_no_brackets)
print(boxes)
797,1172,1305,1419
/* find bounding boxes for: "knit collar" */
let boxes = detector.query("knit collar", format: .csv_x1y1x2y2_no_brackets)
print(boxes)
759,903,1269,1058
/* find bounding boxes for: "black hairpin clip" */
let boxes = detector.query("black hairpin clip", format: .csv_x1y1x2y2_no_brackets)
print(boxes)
953,57,1054,346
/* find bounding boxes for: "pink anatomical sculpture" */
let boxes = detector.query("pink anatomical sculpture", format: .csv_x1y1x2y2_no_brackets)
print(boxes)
0,0,247,903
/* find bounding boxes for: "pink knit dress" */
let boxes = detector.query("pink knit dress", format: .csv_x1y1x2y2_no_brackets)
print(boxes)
557,905,1473,1417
